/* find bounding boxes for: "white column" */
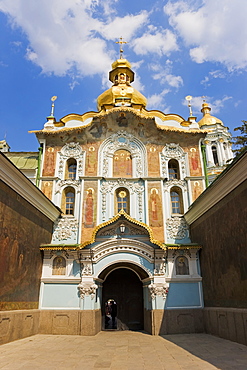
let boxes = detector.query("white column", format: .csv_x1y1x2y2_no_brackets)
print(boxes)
219,140,226,164
205,142,214,167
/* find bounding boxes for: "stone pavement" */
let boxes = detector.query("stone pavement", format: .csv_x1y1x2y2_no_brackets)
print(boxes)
0,331,246,370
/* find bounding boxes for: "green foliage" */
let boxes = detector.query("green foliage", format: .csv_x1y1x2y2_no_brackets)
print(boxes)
232,120,247,156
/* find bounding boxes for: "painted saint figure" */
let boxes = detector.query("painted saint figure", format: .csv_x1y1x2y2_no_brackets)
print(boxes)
149,188,162,227
84,188,94,228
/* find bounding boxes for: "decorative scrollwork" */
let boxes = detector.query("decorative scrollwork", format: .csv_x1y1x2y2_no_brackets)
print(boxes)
148,283,169,300
160,143,187,179
77,283,98,299
57,142,84,179
166,217,189,240
52,217,78,241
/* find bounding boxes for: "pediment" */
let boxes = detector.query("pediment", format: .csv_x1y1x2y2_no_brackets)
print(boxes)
79,209,165,250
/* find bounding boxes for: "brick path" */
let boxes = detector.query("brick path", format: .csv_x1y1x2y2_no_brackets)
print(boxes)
0,331,246,369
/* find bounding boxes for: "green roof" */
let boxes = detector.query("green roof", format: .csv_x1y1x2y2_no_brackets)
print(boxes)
5,152,39,170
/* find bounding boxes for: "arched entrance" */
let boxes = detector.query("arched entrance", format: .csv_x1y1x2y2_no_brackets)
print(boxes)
102,267,144,331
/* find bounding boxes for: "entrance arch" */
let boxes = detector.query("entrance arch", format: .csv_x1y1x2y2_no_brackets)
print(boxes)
101,265,145,331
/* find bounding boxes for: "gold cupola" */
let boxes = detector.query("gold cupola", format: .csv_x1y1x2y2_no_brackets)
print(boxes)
198,102,224,127
97,58,147,111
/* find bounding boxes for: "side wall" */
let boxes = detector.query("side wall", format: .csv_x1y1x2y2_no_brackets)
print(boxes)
0,180,53,310
0,309,102,345
190,180,247,308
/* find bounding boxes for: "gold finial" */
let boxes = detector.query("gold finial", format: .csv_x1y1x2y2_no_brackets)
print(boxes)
116,37,127,59
185,95,193,116
50,96,57,117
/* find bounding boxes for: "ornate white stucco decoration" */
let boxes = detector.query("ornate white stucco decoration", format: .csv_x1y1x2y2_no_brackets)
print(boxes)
163,179,187,192
166,216,189,239
57,142,84,179
160,143,187,179
52,217,78,241
81,262,93,276
172,249,191,259
148,283,169,300
100,179,144,221
154,262,166,275
55,179,81,194
99,131,147,178
77,283,98,299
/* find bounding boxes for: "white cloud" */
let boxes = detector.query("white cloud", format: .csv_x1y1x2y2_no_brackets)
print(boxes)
201,69,227,86
150,62,183,89
131,29,178,56
164,0,247,70
99,12,149,41
0,0,148,79
147,88,170,110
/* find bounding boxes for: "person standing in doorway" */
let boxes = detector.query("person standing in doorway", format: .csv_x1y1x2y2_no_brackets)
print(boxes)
110,300,117,329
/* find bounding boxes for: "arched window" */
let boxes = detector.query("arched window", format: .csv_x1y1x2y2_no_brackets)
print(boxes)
170,187,184,214
62,187,75,215
175,256,189,275
168,159,180,180
65,158,77,180
52,256,66,275
212,145,219,166
116,188,130,214
113,150,132,177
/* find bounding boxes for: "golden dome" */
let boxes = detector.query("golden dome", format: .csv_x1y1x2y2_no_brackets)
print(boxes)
97,58,147,111
198,103,224,127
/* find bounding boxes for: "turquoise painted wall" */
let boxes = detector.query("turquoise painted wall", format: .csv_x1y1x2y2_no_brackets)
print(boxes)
166,282,202,308
42,283,80,308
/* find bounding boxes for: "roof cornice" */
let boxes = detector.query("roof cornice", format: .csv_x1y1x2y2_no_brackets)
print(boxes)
184,152,247,224
0,152,60,222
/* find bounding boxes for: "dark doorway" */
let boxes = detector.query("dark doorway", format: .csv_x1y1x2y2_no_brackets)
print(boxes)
102,268,144,331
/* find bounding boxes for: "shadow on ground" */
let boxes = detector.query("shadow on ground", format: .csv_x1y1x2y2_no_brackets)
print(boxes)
161,333,247,370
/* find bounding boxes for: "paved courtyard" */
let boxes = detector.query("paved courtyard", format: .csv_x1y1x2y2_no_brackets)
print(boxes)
0,331,246,369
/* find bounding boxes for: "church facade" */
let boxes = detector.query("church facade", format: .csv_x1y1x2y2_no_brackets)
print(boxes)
29,56,233,334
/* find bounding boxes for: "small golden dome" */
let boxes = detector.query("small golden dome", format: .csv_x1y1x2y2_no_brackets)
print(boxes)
198,103,224,127
97,58,147,111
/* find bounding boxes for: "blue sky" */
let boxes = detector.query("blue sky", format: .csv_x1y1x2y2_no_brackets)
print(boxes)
0,0,246,152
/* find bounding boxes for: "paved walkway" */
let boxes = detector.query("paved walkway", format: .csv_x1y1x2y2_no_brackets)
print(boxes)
0,331,246,369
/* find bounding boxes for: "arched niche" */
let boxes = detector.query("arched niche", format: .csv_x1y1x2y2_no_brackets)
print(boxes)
98,131,147,178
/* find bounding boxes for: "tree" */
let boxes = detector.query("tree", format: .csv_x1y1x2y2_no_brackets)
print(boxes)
232,120,247,156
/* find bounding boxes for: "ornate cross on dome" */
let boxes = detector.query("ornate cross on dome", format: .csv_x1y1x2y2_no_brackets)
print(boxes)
116,37,127,59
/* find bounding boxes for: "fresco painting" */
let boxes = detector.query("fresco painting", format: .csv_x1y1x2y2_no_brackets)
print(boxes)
147,183,164,241
189,147,202,176
192,180,203,202
113,149,132,177
81,181,98,242
147,145,160,177
85,145,98,176
42,147,56,176
42,181,53,200
0,183,52,309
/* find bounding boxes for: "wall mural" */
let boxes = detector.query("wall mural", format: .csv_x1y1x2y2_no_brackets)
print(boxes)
41,181,53,200
84,188,95,228
192,180,203,202
148,183,164,241
85,145,98,176
0,183,52,310
147,145,160,177
81,181,98,242
189,147,202,176
113,149,132,177
43,146,56,176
